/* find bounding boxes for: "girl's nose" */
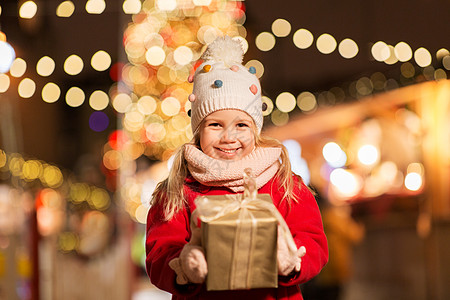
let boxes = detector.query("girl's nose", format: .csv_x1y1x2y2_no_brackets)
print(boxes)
220,128,237,142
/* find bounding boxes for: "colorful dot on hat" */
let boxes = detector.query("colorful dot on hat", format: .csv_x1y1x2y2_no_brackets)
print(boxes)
188,94,196,102
203,65,211,72
249,84,258,95
249,66,256,74
230,65,239,72
214,80,223,88
262,102,268,111
188,74,194,83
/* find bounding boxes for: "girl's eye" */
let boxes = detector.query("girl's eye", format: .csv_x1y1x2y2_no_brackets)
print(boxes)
208,122,221,127
237,123,249,128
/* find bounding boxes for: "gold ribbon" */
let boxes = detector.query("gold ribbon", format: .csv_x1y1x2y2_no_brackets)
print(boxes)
192,169,297,289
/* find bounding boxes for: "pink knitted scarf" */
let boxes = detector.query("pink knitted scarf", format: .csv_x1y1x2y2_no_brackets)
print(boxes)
184,144,281,192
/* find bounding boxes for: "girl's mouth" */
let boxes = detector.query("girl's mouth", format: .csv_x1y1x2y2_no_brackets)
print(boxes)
217,148,239,154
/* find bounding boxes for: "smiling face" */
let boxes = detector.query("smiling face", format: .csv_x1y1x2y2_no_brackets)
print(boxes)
199,109,256,161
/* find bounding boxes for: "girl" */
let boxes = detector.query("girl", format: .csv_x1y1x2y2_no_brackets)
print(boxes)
146,36,328,300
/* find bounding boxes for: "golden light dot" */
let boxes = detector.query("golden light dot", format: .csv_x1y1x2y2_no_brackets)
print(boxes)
18,78,36,98
10,58,27,78
123,0,141,14
135,204,149,224
85,0,106,14
261,96,274,116
89,188,110,210
271,19,291,37
0,150,6,168
338,38,358,59
316,33,336,54
173,46,193,66
297,91,317,112
0,74,10,93
145,46,166,66
275,92,296,113
436,48,450,60
245,60,264,78
156,0,177,11
42,165,63,188
64,55,84,75
394,42,412,62
56,1,75,17
65,87,85,107
255,32,276,52
435,69,447,80
19,1,37,19
103,150,123,170
91,50,111,71
36,56,55,77
137,95,157,115
193,0,212,5
58,232,78,252
233,36,248,54
161,97,181,117
112,93,132,113
401,62,415,78
89,90,109,110
414,47,432,67
42,82,61,103
69,183,90,203
271,109,289,126
293,29,313,49
384,45,398,65
22,160,42,180
443,56,450,70
371,41,390,62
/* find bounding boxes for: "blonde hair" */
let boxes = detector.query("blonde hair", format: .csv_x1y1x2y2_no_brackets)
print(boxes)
151,122,304,221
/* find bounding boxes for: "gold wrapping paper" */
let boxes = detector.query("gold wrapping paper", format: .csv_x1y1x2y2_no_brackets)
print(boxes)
199,194,278,291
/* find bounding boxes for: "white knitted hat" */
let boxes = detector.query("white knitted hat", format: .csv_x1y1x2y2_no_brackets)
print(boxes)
188,36,263,133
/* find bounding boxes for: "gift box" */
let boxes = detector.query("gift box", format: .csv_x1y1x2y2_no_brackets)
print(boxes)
195,193,278,291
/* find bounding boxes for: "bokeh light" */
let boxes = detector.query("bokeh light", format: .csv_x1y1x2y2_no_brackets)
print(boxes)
261,96,274,116
275,92,296,113
414,47,432,67
18,78,36,98
0,41,15,73
330,168,362,198
404,172,422,191
89,90,109,110
371,41,390,62
173,46,193,66
293,29,313,49
10,58,27,78
41,82,61,103
56,1,75,17
156,0,177,11
89,111,109,132
145,46,166,66
357,144,379,166
338,38,358,59
64,55,84,75
91,50,112,72
19,1,38,19
297,91,317,112
255,32,276,51
85,0,106,14
65,87,85,107
323,142,347,168
36,56,55,77
137,95,157,115
245,60,264,78
0,74,10,93
112,93,132,113
316,33,337,54
271,19,291,37
123,0,142,14
394,42,412,62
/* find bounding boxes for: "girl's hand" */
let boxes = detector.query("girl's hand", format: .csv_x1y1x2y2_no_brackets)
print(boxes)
169,227,208,284
277,226,307,276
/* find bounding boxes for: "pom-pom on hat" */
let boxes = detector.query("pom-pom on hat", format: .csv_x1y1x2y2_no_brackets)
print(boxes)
189,36,263,133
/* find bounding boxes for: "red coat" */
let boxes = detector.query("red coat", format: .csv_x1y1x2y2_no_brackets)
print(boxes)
146,174,328,300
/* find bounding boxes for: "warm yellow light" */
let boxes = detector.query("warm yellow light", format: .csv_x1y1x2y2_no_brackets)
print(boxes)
103,150,122,170
0,74,10,93
123,0,141,14
245,60,264,78
65,87,85,107
18,78,36,98
293,29,313,49
271,19,291,38
173,46,193,66
271,109,289,126
443,56,450,70
316,33,337,54
161,97,181,117
338,38,358,59
323,142,347,168
89,90,109,110
22,160,42,180
330,168,362,198
42,82,61,103
135,204,149,224
193,0,212,6
124,111,144,132
91,50,111,71
56,1,75,17
434,69,447,80
357,144,379,166
255,32,276,52
36,56,55,77
275,92,296,113
89,188,110,210
233,36,248,54
137,95,157,115
384,45,398,65
371,41,390,62
10,58,27,78
297,91,316,112
85,0,106,14
19,1,38,19
394,42,412,62
436,48,450,60
112,93,132,113
414,47,432,67
404,172,422,191
64,55,84,75
156,0,177,11
145,123,166,142
42,165,63,188
145,46,165,66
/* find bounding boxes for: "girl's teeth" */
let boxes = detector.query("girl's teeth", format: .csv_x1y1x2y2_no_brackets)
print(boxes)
220,149,236,153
